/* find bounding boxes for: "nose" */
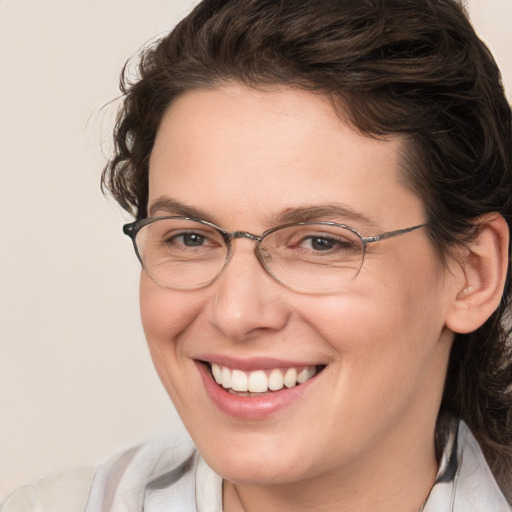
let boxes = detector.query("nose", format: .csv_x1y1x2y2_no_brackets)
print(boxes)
205,240,291,341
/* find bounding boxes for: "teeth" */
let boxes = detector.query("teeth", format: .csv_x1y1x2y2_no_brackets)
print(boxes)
231,370,247,392
248,370,268,393
298,367,315,383
211,363,222,383
268,368,284,391
284,368,297,388
221,366,232,389
210,363,318,393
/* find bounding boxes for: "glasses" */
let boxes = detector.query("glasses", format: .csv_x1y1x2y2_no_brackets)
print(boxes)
123,216,426,293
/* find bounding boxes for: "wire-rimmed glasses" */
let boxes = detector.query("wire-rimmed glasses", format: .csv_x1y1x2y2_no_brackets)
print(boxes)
123,216,426,293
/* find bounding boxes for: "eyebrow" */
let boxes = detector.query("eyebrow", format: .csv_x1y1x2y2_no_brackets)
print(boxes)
272,205,380,230
149,196,219,224
148,196,380,232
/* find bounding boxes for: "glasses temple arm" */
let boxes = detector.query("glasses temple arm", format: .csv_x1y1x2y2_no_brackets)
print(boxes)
363,224,426,243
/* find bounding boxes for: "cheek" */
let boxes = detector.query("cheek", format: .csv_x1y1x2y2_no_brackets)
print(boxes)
139,273,208,389
139,273,210,414
140,273,202,344
302,259,448,386
300,270,449,445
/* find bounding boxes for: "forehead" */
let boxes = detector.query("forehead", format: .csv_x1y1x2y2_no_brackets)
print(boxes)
148,84,424,230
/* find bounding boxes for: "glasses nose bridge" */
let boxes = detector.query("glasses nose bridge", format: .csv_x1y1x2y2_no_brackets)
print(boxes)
223,230,267,276
229,230,262,242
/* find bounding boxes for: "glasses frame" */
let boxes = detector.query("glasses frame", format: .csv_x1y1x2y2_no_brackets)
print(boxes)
123,216,426,293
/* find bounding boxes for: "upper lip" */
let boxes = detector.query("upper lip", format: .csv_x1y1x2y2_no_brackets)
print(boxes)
197,354,325,371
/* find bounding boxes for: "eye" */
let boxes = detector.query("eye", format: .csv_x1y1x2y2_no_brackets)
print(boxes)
306,236,338,251
263,224,362,261
163,230,223,251
298,234,355,252
172,232,208,247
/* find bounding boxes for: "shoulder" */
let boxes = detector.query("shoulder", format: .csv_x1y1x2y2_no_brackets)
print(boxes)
1,431,199,512
85,429,202,511
1,465,95,512
1,430,200,512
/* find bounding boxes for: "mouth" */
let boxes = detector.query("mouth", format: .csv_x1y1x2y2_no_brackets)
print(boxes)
204,361,325,396
195,358,326,419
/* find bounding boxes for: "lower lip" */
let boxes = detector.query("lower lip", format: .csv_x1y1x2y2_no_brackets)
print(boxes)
196,361,320,420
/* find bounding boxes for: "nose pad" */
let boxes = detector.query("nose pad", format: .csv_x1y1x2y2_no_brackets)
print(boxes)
205,241,291,341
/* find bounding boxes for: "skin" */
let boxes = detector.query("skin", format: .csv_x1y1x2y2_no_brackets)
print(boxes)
140,84,465,512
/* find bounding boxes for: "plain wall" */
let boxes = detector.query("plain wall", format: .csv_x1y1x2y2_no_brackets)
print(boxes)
1,0,511,499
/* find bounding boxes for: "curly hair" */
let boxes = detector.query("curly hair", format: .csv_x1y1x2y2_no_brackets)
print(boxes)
102,0,512,497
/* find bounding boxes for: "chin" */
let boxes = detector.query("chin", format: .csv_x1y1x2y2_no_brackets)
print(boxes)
191,428,323,486
208,453,312,486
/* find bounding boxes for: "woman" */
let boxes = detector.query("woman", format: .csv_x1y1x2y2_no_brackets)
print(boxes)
3,0,511,510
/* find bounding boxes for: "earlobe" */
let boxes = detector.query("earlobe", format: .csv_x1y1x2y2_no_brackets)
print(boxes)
445,214,509,334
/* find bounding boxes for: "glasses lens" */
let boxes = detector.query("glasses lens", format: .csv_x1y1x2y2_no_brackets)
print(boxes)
135,218,228,289
260,223,364,292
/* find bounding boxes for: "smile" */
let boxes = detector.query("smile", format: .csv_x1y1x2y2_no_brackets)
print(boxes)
209,363,321,394
196,359,326,419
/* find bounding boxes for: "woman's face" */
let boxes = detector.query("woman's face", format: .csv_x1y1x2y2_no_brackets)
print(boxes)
141,84,458,486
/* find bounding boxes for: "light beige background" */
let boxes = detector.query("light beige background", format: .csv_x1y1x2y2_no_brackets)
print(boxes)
0,0,510,499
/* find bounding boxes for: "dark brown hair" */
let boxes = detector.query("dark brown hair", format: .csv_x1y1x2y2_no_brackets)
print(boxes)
102,0,512,496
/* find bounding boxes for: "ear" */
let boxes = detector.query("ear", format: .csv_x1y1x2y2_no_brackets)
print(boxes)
445,214,509,334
